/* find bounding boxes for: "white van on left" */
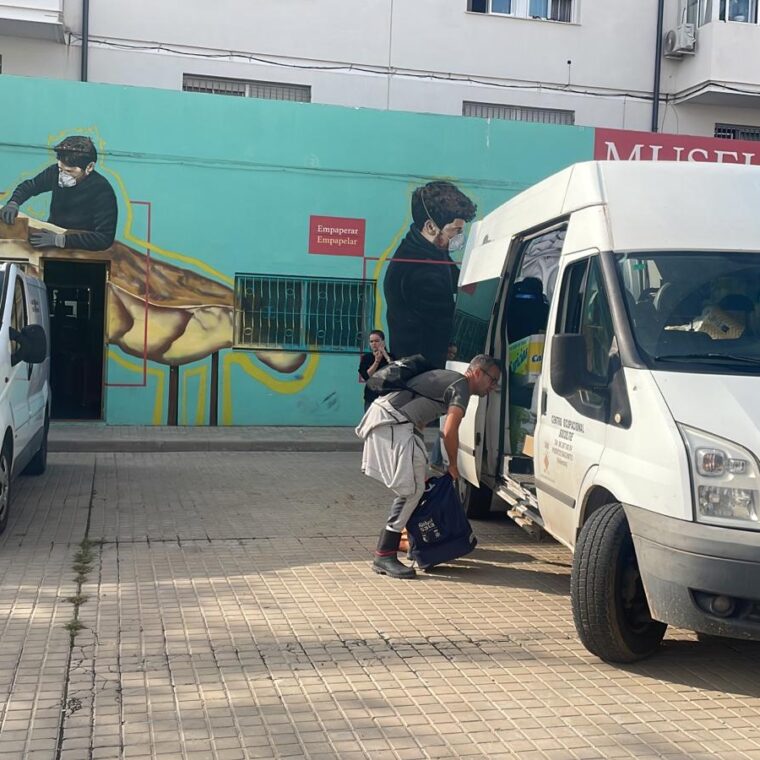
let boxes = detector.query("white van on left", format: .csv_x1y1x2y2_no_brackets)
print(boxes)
0,263,51,534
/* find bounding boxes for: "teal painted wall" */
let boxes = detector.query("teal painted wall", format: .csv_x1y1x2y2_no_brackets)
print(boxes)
0,75,594,425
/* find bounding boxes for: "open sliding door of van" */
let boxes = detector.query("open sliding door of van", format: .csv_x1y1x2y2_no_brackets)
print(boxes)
450,238,510,484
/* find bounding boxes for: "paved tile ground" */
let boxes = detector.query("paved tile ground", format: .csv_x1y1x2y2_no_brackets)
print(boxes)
0,452,759,759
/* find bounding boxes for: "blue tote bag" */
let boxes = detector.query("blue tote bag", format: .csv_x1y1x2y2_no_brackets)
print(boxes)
406,474,477,569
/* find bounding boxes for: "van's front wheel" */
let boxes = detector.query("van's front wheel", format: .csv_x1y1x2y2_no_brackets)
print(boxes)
571,502,667,663
459,479,493,520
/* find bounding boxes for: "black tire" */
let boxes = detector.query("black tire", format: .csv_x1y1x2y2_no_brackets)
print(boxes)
459,479,493,520
571,502,667,663
23,413,48,476
0,443,12,535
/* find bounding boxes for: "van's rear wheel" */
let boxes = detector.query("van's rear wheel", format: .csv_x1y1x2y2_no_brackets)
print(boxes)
459,479,493,520
0,443,12,535
571,502,667,663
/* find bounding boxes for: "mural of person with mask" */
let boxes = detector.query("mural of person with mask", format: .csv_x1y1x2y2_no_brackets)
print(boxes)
384,181,476,369
0,135,118,252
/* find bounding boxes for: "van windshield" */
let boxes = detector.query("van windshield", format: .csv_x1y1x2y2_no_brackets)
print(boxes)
616,252,760,373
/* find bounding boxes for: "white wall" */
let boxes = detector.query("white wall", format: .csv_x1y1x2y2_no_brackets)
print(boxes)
0,33,77,77
2,0,760,137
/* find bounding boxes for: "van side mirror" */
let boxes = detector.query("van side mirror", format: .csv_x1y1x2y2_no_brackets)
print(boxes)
550,333,606,398
11,324,47,365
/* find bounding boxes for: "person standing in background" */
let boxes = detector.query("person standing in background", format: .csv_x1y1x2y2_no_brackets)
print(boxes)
358,330,394,412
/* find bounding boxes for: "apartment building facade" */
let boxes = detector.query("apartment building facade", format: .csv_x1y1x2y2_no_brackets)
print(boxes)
2,0,760,140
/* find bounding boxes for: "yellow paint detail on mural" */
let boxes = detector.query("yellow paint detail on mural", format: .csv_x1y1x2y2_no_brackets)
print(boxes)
181,365,208,425
372,222,408,329
104,169,235,286
107,349,166,425
221,353,321,425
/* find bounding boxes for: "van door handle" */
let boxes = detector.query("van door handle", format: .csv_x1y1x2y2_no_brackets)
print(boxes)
475,432,482,446
541,389,547,415
27,363,32,381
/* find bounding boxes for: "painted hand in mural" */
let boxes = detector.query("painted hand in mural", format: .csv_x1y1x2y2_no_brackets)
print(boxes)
0,202,19,225
29,229,65,248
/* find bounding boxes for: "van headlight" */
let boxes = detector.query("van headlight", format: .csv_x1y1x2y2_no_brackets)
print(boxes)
680,425,760,529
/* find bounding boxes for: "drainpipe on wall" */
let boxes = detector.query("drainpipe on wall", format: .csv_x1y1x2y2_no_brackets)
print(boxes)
651,0,665,132
386,0,394,109
80,0,90,82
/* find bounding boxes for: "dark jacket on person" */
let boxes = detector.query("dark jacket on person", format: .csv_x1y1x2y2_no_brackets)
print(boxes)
383,225,459,370
10,165,118,251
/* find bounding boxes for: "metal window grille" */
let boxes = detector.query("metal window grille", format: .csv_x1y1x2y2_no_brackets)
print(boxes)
463,101,575,125
715,123,760,141
234,274,375,353
183,75,311,102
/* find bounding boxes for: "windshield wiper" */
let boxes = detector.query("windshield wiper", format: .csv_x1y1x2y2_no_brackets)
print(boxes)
654,353,760,366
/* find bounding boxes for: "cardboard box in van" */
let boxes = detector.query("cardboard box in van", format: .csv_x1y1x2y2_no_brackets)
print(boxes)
508,334,545,385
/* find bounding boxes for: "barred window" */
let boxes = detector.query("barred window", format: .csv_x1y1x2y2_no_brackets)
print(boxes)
234,274,375,353
715,123,760,141
183,75,311,102
463,101,575,125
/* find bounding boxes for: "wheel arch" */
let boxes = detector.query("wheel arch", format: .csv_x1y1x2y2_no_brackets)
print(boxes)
577,485,619,540
3,427,13,462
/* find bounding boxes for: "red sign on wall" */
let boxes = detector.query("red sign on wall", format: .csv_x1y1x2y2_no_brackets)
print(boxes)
308,215,366,256
595,127,760,166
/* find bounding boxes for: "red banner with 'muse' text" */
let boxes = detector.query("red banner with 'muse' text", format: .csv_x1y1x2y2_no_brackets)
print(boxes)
594,127,760,166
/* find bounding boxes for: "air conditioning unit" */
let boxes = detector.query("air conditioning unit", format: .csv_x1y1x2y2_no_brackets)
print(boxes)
664,22,696,58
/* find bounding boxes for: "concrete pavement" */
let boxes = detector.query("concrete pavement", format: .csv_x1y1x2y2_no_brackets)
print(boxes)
1,450,760,759
48,422,369,453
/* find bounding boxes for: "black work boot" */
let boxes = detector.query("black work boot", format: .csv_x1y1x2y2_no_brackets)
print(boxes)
372,529,416,579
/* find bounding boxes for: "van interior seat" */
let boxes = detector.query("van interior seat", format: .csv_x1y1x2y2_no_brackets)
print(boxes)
507,277,549,342
624,288,658,345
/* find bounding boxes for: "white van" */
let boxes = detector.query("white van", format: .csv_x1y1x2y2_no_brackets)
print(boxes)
452,160,760,663
0,262,50,534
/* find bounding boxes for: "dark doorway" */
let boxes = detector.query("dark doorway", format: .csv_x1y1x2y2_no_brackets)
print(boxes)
44,261,107,420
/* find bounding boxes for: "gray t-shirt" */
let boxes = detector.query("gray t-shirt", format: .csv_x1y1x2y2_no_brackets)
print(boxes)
387,369,471,428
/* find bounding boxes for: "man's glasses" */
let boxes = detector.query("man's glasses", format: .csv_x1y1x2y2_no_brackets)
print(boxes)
483,370,500,387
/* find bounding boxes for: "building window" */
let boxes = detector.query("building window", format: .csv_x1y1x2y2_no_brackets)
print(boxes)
715,123,760,141
234,274,375,353
720,0,757,22
693,0,758,24
468,0,573,22
463,101,575,125
183,75,311,102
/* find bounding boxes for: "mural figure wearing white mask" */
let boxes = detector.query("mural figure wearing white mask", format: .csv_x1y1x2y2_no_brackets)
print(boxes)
383,181,476,370
0,135,117,252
